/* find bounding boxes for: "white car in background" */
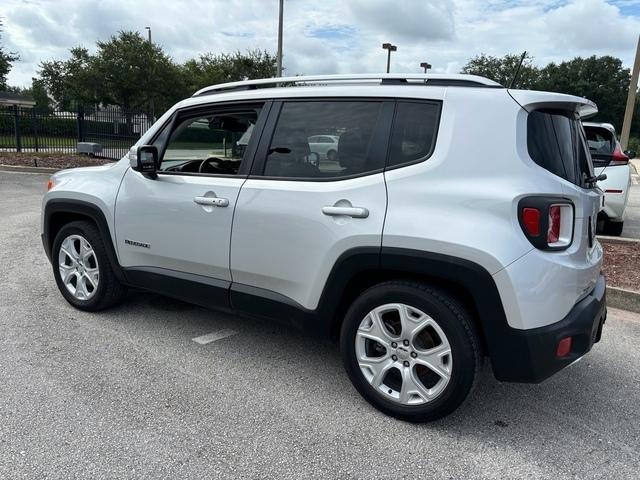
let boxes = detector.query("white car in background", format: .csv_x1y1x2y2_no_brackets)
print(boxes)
583,122,633,236
308,134,339,161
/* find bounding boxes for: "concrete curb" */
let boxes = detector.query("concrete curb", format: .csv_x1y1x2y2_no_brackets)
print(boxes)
0,165,59,174
597,235,640,245
607,286,640,314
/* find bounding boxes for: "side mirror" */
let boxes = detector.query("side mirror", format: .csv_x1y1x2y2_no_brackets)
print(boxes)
624,150,636,159
129,145,159,178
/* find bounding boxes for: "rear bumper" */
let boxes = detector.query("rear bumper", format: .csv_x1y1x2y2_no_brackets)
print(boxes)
491,274,606,383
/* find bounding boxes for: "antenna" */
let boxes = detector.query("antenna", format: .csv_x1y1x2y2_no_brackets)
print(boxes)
509,51,527,89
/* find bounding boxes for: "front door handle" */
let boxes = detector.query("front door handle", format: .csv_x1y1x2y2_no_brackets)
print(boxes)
194,196,229,207
322,205,369,218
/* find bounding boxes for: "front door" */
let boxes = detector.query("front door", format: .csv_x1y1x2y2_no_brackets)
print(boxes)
115,102,268,287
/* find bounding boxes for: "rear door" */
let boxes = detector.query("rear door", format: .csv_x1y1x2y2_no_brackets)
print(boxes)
229,99,393,312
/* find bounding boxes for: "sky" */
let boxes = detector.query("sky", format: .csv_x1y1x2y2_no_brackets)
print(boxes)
3,0,640,88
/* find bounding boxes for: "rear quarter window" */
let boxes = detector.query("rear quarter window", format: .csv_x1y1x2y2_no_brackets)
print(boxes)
527,109,594,187
387,101,441,168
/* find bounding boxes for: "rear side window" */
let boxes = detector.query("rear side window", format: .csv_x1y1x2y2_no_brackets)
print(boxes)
263,101,384,179
388,101,440,168
527,110,594,187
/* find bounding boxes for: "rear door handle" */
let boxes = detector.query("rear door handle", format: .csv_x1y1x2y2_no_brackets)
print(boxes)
194,196,229,207
322,206,369,218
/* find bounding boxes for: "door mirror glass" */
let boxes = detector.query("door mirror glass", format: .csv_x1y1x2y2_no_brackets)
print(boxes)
624,149,636,159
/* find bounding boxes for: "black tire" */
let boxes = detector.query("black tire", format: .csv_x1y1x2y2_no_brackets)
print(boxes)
326,149,337,162
52,220,127,311
340,281,481,422
605,219,624,236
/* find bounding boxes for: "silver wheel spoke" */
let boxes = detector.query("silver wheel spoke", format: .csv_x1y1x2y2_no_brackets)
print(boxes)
414,345,452,381
356,309,393,348
59,263,75,283
84,268,99,289
360,357,394,388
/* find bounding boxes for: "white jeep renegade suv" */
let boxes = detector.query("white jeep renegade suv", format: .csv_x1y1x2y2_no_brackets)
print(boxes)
41,74,607,422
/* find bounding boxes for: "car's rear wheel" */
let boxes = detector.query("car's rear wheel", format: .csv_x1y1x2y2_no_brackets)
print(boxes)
326,149,337,162
340,281,481,422
52,221,126,311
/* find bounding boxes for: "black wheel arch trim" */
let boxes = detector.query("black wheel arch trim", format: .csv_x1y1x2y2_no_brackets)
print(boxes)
43,198,127,283
313,246,515,379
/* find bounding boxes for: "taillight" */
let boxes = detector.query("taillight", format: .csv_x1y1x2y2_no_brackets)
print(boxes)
547,206,561,243
610,146,629,166
522,208,540,236
518,197,574,250
47,178,55,191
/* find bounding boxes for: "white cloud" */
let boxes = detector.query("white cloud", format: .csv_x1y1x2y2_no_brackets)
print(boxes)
2,0,640,88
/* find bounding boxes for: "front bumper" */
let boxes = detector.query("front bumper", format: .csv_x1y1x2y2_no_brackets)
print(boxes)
491,274,606,383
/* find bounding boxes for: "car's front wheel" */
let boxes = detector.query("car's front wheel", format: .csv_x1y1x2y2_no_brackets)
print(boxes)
340,281,481,422
52,220,126,311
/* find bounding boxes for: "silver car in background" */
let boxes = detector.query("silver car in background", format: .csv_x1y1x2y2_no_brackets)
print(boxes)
308,134,339,161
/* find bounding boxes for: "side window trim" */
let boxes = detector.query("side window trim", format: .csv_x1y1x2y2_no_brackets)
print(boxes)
384,99,443,171
250,100,283,177
151,100,271,178
249,98,395,182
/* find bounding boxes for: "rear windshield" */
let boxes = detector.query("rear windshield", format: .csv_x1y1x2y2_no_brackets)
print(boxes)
527,109,594,187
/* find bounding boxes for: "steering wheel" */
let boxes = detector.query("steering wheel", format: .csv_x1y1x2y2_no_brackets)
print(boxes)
199,157,224,173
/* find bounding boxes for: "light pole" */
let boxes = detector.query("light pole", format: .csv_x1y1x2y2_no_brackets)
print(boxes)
420,62,432,73
145,26,154,120
276,0,284,77
382,43,397,73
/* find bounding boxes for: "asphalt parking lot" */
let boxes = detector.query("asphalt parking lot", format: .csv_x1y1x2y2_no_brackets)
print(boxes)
1,170,640,479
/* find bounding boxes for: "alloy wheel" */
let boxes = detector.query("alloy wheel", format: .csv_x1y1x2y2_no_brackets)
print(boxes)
355,303,452,405
58,234,100,301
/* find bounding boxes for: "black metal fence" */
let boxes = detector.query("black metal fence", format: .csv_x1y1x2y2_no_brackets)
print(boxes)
0,105,154,160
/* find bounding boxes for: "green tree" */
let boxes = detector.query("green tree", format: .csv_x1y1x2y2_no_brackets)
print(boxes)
461,52,539,89
536,56,630,129
31,77,52,112
94,31,185,115
181,50,277,94
40,47,98,110
0,20,19,90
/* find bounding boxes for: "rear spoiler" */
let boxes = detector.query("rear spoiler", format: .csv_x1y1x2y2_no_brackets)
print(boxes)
508,89,598,119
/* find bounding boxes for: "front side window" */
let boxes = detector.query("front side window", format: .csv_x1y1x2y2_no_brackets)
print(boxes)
263,101,384,178
158,107,261,175
388,101,440,167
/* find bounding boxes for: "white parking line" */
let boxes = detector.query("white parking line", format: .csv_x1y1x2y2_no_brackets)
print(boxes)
192,328,238,345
